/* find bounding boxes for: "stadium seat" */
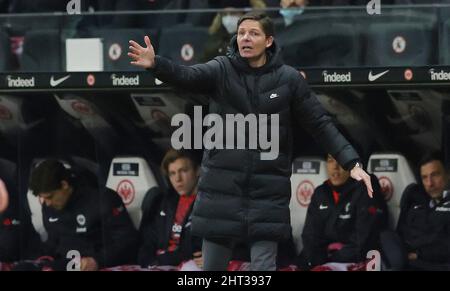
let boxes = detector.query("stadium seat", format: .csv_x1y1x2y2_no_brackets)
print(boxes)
106,157,159,229
277,15,361,67
88,28,158,71
367,153,417,230
53,94,119,160
21,29,61,72
131,92,188,137
364,20,435,66
158,25,209,66
290,157,327,254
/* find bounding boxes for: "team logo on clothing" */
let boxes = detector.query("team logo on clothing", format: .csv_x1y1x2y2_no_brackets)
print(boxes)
296,180,315,207
299,70,307,79
116,180,135,205
77,214,86,226
76,214,87,233
172,223,182,236
319,204,328,210
345,202,351,213
378,176,394,201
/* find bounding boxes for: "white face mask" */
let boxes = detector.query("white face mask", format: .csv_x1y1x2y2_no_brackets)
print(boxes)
222,15,240,34
279,7,304,26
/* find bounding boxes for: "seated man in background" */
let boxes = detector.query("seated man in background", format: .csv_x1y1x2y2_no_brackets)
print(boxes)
138,149,202,269
298,154,388,270
397,152,450,270
28,159,138,271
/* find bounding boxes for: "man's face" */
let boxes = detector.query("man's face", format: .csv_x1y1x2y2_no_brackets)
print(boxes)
168,158,199,196
237,20,273,61
39,180,72,211
420,160,449,200
326,155,350,187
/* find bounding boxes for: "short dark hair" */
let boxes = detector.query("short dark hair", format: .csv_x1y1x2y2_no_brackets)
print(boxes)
29,159,72,196
418,151,447,172
237,11,274,37
161,149,199,177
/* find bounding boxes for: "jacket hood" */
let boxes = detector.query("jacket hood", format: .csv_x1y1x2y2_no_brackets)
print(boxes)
226,34,283,74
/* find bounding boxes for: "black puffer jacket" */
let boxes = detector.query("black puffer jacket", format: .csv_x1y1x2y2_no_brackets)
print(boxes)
152,36,359,242
137,187,202,267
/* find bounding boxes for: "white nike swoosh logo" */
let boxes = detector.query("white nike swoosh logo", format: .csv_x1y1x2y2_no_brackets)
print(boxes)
160,211,166,216
319,204,328,210
49,217,59,223
270,94,279,99
50,75,71,87
368,70,389,82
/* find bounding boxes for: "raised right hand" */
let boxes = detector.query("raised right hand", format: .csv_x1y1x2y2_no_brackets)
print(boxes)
128,36,155,69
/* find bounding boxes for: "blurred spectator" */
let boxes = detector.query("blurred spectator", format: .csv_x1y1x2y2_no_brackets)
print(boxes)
397,152,450,270
297,154,388,270
28,159,138,271
279,0,308,27
97,0,192,28
138,149,202,268
201,8,244,62
201,0,266,61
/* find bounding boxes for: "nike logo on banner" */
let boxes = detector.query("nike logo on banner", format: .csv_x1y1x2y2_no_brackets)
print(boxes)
49,217,59,223
319,204,328,210
270,93,279,99
368,70,389,82
50,75,71,87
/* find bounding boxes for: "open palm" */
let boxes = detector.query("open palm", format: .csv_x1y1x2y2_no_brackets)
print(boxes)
128,36,155,69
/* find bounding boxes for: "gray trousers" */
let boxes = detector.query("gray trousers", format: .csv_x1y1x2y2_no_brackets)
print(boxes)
202,238,278,271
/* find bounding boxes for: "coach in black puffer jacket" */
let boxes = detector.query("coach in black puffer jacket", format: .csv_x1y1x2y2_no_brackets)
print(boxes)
152,36,360,241
130,12,372,270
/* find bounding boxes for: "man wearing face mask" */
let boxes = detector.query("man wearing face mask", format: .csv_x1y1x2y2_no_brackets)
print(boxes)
201,1,267,62
279,0,308,27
